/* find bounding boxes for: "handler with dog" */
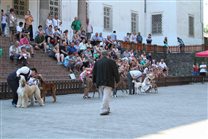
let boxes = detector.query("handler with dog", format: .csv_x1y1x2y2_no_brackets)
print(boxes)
7,66,37,106
93,50,120,116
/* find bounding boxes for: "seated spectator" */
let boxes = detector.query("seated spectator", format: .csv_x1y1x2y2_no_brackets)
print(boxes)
192,63,199,76
52,14,62,32
122,49,130,58
80,30,87,40
72,31,81,43
74,52,83,72
19,34,34,56
106,35,113,49
16,22,24,40
9,41,21,63
35,25,45,37
62,30,69,44
146,34,152,44
199,62,207,76
137,32,143,44
146,53,152,64
53,44,64,65
45,25,54,45
67,42,77,54
18,46,31,66
84,46,93,60
34,31,48,52
53,26,61,41
86,40,92,49
74,41,80,53
59,41,68,57
91,32,100,46
98,32,104,42
79,39,87,51
63,52,76,72
158,59,168,76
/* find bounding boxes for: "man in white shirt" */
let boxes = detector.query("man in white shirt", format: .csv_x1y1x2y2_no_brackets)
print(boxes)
16,22,23,40
52,14,62,32
127,70,143,95
86,18,93,40
158,59,168,76
7,66,32,106
199,62,207,76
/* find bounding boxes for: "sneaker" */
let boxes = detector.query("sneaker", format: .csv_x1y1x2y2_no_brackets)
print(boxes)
57,62,62,65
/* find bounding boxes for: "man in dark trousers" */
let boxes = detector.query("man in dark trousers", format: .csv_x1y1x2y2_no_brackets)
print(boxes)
93,50,120,115
7,66,37,106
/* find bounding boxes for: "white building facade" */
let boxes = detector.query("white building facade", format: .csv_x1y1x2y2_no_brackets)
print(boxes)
0,0,204,46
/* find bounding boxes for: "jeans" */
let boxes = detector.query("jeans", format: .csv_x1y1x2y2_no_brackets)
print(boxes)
99,86,113,113
1,23,6,35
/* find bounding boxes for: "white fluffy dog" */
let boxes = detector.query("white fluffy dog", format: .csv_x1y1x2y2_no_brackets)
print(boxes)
16,75,44,108
132,80,142,94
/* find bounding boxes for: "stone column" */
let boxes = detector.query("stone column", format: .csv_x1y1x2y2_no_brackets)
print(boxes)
39,0,50,28
78,0,87,31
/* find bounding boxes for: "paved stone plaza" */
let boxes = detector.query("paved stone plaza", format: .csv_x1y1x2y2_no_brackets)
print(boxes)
0,83,207,139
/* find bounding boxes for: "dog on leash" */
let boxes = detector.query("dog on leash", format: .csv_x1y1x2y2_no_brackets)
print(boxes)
132,80,142,94
16,75,44,108
37,76,57,103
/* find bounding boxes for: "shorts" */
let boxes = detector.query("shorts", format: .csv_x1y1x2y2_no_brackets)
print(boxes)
9,26,16,34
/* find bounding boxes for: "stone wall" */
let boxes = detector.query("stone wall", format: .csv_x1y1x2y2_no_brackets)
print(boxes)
152,53,194,76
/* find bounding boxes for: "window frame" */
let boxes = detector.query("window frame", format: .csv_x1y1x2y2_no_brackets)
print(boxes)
13,0,29,18
188,15,194,37
151,13,163,35
103,5,113,31
49,0,61,19
131,11,138,33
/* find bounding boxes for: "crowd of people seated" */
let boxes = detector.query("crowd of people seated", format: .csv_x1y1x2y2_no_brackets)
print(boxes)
4,9,169,83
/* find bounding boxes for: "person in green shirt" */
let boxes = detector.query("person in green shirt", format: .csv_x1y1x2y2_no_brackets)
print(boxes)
34,31,48,52
71,17,81,32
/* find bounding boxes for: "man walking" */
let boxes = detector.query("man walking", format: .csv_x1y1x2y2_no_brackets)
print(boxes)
93,50,120,116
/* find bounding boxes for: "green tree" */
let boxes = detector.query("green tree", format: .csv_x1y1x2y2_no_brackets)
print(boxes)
204,24,208,33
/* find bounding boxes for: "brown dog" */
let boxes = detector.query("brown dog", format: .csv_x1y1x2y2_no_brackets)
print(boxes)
37,76,57,103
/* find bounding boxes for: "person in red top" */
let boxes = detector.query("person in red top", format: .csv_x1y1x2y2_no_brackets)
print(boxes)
192,63,199,76
19,34,34,57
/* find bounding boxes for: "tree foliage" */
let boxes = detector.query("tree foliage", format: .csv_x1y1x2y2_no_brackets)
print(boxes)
204,24,208,33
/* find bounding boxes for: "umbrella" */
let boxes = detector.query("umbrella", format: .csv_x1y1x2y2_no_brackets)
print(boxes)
195,50,208,57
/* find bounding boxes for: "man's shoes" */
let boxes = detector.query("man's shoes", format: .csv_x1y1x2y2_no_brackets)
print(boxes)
12,101,17,107
100,107,110,115
100,111,110,116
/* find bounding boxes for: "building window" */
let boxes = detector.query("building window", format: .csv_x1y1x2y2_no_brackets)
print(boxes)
152,14,162,34
131,12,138,33
104,6,112,31
13,0,29,17
189,16,194,36
49,0,60,17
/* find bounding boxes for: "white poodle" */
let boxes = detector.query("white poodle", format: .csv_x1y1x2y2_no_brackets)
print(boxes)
132,80,142,94
16,75,44,108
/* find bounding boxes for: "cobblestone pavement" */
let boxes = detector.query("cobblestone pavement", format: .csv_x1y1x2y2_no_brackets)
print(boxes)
0,83,207,139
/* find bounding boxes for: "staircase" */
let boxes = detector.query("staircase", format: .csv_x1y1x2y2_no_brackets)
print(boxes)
0,37,70,82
